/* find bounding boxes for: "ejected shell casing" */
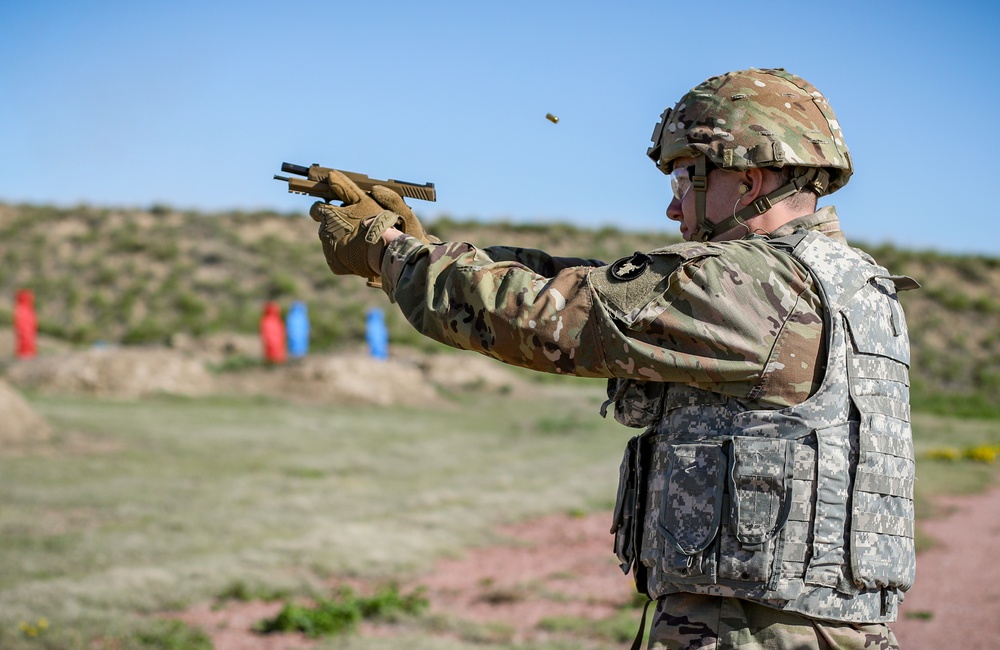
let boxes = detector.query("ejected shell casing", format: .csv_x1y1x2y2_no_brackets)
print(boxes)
545,113,559,124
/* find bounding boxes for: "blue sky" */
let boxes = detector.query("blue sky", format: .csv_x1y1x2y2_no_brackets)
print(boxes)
2,1,998,255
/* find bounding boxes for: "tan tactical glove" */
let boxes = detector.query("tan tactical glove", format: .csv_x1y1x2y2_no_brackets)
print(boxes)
367,185,438,244
310,170,436,285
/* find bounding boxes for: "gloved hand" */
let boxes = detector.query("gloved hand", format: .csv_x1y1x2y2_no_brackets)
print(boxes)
309,170,397,279
367,185,438,244
310,170,437,281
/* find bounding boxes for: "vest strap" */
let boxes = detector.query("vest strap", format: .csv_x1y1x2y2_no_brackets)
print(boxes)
630,598,654,650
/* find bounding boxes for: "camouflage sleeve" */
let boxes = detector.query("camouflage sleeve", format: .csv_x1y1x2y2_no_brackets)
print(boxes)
381,235,823,405
380,234,611,376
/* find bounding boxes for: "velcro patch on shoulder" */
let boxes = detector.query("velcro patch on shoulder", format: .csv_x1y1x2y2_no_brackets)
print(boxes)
590,253,678,318
589,244,722,323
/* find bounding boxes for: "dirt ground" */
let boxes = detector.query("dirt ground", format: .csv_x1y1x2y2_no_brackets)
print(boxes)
892,485,1000,649
175,511,637,649
175,485,1000,650
175,512,637,649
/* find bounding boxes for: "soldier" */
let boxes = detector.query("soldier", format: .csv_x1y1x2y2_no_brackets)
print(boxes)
309,68,917,649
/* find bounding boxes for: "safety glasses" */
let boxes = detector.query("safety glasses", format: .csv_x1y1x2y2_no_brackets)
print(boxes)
669,165,696,202
668,159,716,202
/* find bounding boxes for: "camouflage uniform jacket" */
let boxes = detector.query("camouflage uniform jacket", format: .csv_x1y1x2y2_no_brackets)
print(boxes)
382,208,846,405
379,206,916,623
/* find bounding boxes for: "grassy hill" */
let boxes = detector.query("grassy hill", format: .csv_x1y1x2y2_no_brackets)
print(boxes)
1,202,997,416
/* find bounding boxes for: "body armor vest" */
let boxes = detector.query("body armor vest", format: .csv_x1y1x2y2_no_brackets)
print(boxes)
609,230,917,623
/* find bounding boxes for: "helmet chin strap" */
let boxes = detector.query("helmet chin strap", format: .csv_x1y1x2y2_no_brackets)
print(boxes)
691,155,713,242
690,162,831,242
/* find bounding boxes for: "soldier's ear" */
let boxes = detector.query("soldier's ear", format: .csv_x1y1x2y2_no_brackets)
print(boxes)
739,168,766,204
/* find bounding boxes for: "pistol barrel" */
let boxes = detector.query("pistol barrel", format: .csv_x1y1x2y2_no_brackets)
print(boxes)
280,162,311,176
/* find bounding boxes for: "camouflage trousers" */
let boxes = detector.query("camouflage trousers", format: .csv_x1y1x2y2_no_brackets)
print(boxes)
646,594,899,650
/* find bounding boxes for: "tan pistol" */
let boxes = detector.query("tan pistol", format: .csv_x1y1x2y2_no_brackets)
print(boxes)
274,163,436,203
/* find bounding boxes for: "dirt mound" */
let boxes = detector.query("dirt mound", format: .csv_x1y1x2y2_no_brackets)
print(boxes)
6,347,216,399
0,378,52,444
168,332,261,364
417,353,523,393
3,343,529,407
215,353,440,407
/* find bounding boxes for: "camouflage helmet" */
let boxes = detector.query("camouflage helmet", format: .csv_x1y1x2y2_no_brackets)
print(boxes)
646,68,854,241
647,68,852,240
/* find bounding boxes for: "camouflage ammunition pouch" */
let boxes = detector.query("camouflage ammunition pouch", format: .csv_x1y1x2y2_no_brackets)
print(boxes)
606,380,664,593
611,436,641,578
629,434,804,591
722,437,797,586
603,379,664,428
641,436,726,584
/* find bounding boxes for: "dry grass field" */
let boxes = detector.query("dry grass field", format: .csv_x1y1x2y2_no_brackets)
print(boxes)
1,344,998,648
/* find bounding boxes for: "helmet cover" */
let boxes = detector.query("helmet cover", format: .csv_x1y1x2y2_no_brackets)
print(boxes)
648,68,852,195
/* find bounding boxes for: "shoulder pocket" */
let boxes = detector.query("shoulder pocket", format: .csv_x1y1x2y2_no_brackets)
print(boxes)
842,277,910,365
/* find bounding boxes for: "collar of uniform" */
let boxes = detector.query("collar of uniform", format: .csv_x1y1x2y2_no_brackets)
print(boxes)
764,205,847,244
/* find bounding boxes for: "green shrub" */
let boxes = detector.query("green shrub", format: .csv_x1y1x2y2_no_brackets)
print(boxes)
972,296,998,313
174,292,207,320
215,580,290,604
131,620,213,650
924,286,972,311
973,362,1000,392
954,256,991,284
122,318,172,345
255,584,427,638
109,230,150,255
265,272,298,298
